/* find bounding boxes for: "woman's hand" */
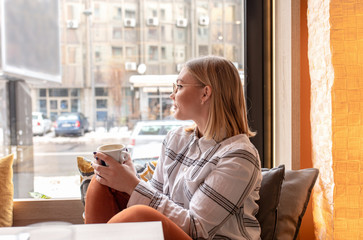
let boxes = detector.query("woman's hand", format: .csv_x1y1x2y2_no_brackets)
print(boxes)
92,152,140,195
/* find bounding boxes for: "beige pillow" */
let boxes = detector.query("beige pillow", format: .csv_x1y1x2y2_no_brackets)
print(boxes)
0,153,14,227
275,168,319,240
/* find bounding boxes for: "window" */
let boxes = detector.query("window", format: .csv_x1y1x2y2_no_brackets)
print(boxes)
49,89,68,97
112,47,123,57
113,27,122,39
96,99,107,108
113,7,122,20
148,46,158,61
1,0,256,200
95,88,108,97
39,89,46,97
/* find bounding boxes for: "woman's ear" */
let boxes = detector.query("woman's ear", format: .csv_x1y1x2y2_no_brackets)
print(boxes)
201,86,212,104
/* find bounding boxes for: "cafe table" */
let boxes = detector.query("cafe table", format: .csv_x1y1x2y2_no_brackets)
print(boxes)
0,221,164,240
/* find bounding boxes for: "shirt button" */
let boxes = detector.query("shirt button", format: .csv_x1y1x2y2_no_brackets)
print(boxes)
184,167,187,172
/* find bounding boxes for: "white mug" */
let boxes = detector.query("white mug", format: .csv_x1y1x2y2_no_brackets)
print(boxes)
96,144,128,164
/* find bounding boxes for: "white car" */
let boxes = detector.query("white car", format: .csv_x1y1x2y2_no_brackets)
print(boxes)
32,112,52,136
128,120,193,164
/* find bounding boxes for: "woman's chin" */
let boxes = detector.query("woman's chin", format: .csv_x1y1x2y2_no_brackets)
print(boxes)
173,110,184,120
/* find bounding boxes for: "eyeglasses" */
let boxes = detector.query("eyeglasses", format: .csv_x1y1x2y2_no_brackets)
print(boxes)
172,83,204,94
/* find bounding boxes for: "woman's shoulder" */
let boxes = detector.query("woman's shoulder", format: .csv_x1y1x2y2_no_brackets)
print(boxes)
219,134,260,159
165,123,195,141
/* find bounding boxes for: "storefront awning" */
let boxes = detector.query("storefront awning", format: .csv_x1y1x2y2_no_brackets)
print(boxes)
129,75,178,87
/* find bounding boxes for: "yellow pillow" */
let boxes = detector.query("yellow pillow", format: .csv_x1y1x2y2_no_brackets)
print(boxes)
0,153,14,227
77,156,94,206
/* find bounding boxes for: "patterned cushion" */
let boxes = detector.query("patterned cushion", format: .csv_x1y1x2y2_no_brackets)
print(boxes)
0,153,14,227
134,161,157,182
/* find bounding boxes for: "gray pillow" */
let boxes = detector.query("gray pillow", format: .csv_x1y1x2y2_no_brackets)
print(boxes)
275,168,319,240
256,165,285,240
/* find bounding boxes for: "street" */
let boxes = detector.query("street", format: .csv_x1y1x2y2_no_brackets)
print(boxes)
31,128,130,198
33,129,131,176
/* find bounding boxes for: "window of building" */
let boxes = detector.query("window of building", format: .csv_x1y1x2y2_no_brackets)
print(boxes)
96,99,107,108
147,28,159,41
49,89,68,97
112,47,123,58
50,100,57,110
95,88,108,97
148,46,159,61
39,89,46,97
199,45,209,56
125,9,136,19
39,100,47,113
113,7,122,20
70,89,80,97
95,48,101,62
113,27,122,39
71,99,79,112
124,29,137,42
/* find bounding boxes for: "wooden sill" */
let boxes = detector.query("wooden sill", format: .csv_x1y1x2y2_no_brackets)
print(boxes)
13,198,84,227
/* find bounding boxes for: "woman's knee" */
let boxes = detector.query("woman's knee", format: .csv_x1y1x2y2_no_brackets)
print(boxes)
108,205,160,223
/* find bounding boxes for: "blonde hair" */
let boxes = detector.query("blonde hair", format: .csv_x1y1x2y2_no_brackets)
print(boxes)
185,56,255,141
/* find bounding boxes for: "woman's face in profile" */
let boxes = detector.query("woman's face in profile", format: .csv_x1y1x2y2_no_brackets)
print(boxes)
170,68,205,121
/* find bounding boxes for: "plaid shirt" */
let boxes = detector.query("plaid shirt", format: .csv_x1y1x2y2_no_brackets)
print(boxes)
128,127,262,240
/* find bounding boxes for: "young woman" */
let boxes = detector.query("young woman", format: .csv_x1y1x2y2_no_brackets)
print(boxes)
86,56,262,240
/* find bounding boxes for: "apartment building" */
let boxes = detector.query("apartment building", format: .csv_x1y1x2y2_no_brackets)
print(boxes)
30,0,245,129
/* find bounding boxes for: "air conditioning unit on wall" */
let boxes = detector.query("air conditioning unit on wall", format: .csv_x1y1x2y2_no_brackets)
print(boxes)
125,62,137,71
146,17,159,26
198,16,209,26
124,18,136,28
66,20,79,29
176,18,188,28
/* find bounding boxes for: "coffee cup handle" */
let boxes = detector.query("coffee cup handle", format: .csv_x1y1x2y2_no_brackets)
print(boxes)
119,151,129,163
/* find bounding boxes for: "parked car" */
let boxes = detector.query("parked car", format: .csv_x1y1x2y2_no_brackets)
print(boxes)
128,120,193,164
54,112,89,137
32,112,52,136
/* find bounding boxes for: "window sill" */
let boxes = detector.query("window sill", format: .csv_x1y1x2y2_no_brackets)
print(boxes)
13,198,84,226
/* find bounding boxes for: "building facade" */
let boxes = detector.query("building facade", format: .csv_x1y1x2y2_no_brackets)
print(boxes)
30,0,245,129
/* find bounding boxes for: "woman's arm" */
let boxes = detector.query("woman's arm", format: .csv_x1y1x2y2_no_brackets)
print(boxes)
127,147,261,239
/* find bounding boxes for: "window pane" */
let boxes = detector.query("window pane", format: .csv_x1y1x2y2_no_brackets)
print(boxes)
71,99,79,112
5,0,246,199
96,99,107,108
39,89,46,97
50,100,57,110
95,88,108,97
97,111,107,121
49,89,68,97
60,100,68,110
38,100,47,113
70,89,79,97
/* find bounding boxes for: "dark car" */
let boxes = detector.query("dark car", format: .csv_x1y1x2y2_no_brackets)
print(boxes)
55,112,89,137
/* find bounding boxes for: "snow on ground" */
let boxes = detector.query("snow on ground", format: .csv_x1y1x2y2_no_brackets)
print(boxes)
33,126,131,144
34,175,81,198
